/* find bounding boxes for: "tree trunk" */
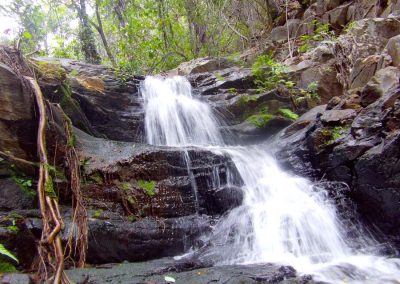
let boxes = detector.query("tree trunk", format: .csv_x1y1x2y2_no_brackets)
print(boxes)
76,0,101,64
93,1,117,67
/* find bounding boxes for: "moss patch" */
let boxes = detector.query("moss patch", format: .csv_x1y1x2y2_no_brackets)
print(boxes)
246,113,273,128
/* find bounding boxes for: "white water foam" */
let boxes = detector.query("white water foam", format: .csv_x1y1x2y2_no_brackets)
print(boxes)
140,76,400,283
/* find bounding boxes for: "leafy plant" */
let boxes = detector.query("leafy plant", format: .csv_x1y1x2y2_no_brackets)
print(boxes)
278,108,299,120
296,81,320,107
298,21,334,53
137,180,156,197
0,244,18,273
12,177,36,199
252,54,293,92
332,126,349,140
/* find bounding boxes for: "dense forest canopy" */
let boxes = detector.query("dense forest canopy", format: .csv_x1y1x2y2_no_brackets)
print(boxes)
0,0,276,73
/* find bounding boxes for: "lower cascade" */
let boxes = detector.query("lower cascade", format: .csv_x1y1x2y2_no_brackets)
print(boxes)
140,76,400,283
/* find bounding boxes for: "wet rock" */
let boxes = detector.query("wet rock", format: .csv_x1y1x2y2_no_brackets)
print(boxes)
274,68,400,237
320,109,357,125
66,258,312,284
75,128,243,218
0,179,35,210
189,66,254,96
227,117,293,144
0,211,37,270
85,214,213,264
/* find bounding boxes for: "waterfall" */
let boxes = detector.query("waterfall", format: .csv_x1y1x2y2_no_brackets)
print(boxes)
140,76,400,283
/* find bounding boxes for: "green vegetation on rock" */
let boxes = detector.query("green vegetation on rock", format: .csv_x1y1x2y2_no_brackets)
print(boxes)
278,108,299,120
137,180,156,197
246,113,273,128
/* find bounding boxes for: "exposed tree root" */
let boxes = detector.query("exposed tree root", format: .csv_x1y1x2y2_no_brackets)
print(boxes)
26,77,69,284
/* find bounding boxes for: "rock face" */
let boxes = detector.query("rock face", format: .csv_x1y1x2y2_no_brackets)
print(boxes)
0,63,37,169
275,65,400,238
75,128,243,218
36,57,144,142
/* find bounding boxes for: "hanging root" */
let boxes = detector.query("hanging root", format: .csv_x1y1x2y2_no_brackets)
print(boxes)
62,114,88,268
25,77,69,284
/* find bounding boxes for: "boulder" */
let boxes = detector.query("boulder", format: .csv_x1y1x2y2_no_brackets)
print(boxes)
270,19,303,43
385,34,400,67
173,57,235,75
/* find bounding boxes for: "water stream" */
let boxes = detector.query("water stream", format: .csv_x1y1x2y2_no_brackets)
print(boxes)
140,76,400,283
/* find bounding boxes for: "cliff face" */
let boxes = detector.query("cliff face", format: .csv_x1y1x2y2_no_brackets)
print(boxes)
0,0,400,274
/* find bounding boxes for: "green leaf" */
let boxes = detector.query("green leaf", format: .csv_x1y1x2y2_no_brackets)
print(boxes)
0,244,18,263
0,261,16,273
22,31,32,39
164,276,176,283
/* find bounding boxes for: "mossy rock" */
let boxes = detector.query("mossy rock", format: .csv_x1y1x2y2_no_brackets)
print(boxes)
31,59,67,82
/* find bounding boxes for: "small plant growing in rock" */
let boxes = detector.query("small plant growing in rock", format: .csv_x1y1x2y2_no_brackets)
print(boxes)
298,21,334,53
278,108,299,120
252,53,292,91
138,180,156,197
296,81,320,107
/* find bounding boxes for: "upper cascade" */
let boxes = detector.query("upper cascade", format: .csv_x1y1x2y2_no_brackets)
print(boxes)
140,76,223,146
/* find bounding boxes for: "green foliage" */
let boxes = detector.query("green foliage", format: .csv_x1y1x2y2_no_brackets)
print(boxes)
296,81,320,106
332,126,349,140
0,244,18,263
0,261,17,273
344,21,358,33
92,209,103,219
246,113,273,128
298,20,334,53
252,54,293,92
278,108,299,120
12,176,36,199
237,95,257,106
44,174,57,200
226,88,237,94
137,180,156,197
215,73,225,81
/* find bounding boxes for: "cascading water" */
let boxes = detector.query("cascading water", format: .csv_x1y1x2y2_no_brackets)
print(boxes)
140,76,400,283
